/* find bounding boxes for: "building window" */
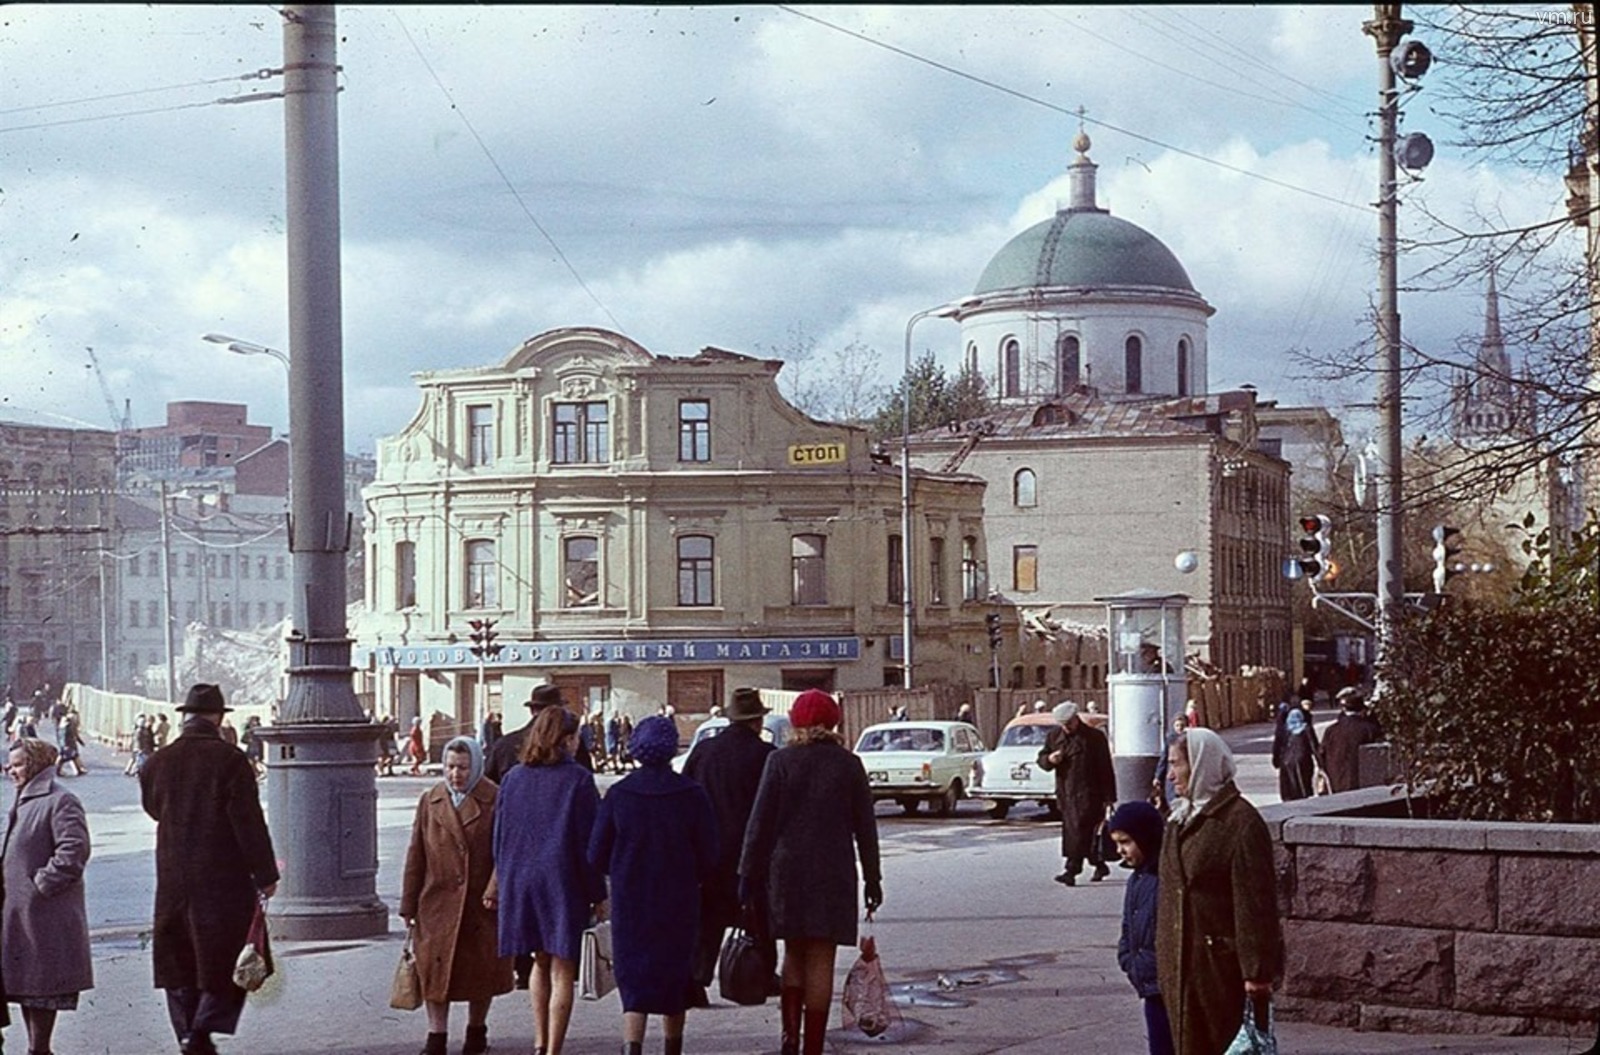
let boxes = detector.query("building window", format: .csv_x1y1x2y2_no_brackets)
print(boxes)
1125,335,1143,394
467,404,494,467
130,553,142,577
1035,665,1047,688
965,341,978,376
1009,665,1024,690
257,602,269,625
276,602,286,622
1059,334,1081,391
564,536,600,607
258,556,268,578
147,600,160,627
791,534,827,606
128,652,139,677
929,536,946,606
220,554,232,578
220,603,232,628
185,601,197,623
395,541,417,609
1002,338,1021,397
962,535,982,602
1177,338,1191,397
185,552,196,578
1013,545,1039,593
208,602,217,626
274,556,286,580
678,400,711,462
887,534,904,604
676,534,714,606
552,401,609,464
128,601,140,628
465,539,498,609
1013,468,1037,508
240,557,249,580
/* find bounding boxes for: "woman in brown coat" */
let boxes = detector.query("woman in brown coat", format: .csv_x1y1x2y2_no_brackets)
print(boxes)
401,735,512,1055
3,737,94,1055
1156,727,1282,1055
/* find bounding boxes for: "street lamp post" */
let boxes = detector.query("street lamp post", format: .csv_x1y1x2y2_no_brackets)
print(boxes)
203,332,291,370
901,298,978,690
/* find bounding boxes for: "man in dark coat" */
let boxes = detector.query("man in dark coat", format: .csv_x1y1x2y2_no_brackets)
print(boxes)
682,688,776,1006
1037,700,1116,886
140,684,279,1055
485,684,590,784
1320,687,1384,793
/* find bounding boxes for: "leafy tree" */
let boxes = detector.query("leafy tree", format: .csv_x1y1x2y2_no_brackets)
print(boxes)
1376,512,1600,823
867,351,991,443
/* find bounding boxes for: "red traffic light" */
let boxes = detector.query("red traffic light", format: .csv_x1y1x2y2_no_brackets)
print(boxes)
468,619,487,632
1298,515,1329,534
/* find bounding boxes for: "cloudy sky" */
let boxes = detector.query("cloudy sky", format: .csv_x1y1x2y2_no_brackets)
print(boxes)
1,5,1571,453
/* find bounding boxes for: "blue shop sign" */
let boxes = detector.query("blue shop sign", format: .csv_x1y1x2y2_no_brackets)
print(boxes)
359,636,861,670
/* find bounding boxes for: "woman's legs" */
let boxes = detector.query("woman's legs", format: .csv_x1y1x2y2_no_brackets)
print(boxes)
23,1006,58,1053
424,1000,449,1033
782,938,838,1055
531,952,554,1051
546,955,578,1055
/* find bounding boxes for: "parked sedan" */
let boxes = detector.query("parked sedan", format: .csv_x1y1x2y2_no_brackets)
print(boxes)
970,713,1062,819
854,720,986,816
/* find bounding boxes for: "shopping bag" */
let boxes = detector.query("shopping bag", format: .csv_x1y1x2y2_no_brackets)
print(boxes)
717,926,777,1006
580,921,617,1001
840,928,900,1038
232,898,275,993
389,926,423,1011
1223,994,1278,1055
1313,768,1332,796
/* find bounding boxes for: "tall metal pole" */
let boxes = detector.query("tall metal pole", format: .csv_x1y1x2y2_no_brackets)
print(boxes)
257,4,387,940
900,312,928,691
97,550,110,690
159,480,177,703
1365,4,1409,688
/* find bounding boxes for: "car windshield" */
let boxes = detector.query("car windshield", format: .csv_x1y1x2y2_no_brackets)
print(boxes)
856,727,945,753
1000,724,1054,747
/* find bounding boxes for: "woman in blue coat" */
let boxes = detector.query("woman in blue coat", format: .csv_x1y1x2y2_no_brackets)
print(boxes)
589,716,718,1055
488,707,606,1055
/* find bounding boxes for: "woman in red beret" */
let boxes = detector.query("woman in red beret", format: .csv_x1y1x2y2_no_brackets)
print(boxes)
739,690,881,1055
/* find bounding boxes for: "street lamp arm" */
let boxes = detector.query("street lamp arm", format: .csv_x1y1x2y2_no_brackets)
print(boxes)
202,332,290,368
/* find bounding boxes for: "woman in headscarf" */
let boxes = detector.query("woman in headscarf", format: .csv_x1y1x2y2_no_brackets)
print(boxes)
1271,704,1324,802
489,706,606,1055
588,715,718,1055
401,735,512,1055
1157,728,1282,1055
740,690,881,1055
3,736,94,1055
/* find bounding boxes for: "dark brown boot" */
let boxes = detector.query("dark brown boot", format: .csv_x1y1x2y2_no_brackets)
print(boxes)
779,987,804,1055
801,1006,830,1055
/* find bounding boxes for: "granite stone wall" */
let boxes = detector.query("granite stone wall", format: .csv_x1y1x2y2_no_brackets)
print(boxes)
1261,789,1600,1038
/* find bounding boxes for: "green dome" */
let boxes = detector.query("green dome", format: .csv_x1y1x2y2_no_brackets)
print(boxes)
975,209,1195,295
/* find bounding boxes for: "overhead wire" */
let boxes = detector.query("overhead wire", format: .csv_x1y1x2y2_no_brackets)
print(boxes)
390,11,625,332
0,70,278,117
772,5,1367,213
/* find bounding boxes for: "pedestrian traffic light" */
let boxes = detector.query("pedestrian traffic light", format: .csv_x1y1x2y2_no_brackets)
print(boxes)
984,612,1003,650
468,618,503,662
1296,514,1334,583
1432,525,1462,594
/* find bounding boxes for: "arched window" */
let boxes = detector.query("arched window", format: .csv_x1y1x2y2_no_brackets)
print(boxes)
1059,334,1081,391
1002,338,1021,397
965,341,979,377
1177,338,1190,396
1013,468,1037,508
1125,335,1143,394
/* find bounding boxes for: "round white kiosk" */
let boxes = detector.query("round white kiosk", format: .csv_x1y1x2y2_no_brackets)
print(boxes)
1096,589,1189,803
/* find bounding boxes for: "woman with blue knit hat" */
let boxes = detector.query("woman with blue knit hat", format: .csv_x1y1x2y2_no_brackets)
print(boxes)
589,715,718,1055
1108,800,1174,1055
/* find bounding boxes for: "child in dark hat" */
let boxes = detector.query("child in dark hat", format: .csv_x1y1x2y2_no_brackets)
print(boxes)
1108,800,1173,1055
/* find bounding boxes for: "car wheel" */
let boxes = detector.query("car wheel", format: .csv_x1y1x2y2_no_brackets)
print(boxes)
899,797,920,814
986,801,1011,820
934,781,961,817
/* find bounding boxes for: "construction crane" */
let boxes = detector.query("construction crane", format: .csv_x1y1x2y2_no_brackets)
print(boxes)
84,346,130,432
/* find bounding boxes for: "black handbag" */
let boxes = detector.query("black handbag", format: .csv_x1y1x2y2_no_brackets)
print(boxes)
717,926,777,1006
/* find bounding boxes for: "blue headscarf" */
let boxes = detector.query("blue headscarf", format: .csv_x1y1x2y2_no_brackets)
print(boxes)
1286,709,1309,736
629,715,680,767
442,735,485,808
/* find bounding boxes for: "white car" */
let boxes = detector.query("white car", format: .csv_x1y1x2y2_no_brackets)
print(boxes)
854,720,986,816
671,713,792,772
970,713,1063,820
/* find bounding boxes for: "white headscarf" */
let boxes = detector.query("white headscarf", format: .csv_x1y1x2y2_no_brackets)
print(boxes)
1167,727,1237,826
442,735,485,808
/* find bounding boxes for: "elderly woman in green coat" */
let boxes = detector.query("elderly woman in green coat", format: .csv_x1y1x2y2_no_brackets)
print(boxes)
1156,728,1282,1055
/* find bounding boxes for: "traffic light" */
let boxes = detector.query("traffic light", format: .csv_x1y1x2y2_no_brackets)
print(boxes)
1296,514,1334,583
468,618,503,662
984,612,1003,650
1432,525,1462,594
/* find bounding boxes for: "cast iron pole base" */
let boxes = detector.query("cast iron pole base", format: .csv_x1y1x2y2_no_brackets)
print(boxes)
257,722,390,940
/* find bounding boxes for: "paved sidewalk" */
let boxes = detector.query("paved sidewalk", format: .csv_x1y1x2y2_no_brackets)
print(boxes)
31,717,1599,1054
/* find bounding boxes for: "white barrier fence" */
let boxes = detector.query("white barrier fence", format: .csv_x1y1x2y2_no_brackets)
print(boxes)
64,683,272,747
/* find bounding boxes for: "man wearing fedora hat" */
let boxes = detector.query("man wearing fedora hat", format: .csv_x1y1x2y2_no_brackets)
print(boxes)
682,687,776,1006
140,683,279,1055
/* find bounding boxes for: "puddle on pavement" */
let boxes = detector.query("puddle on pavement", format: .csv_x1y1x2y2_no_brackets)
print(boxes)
887,964,1028,1010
